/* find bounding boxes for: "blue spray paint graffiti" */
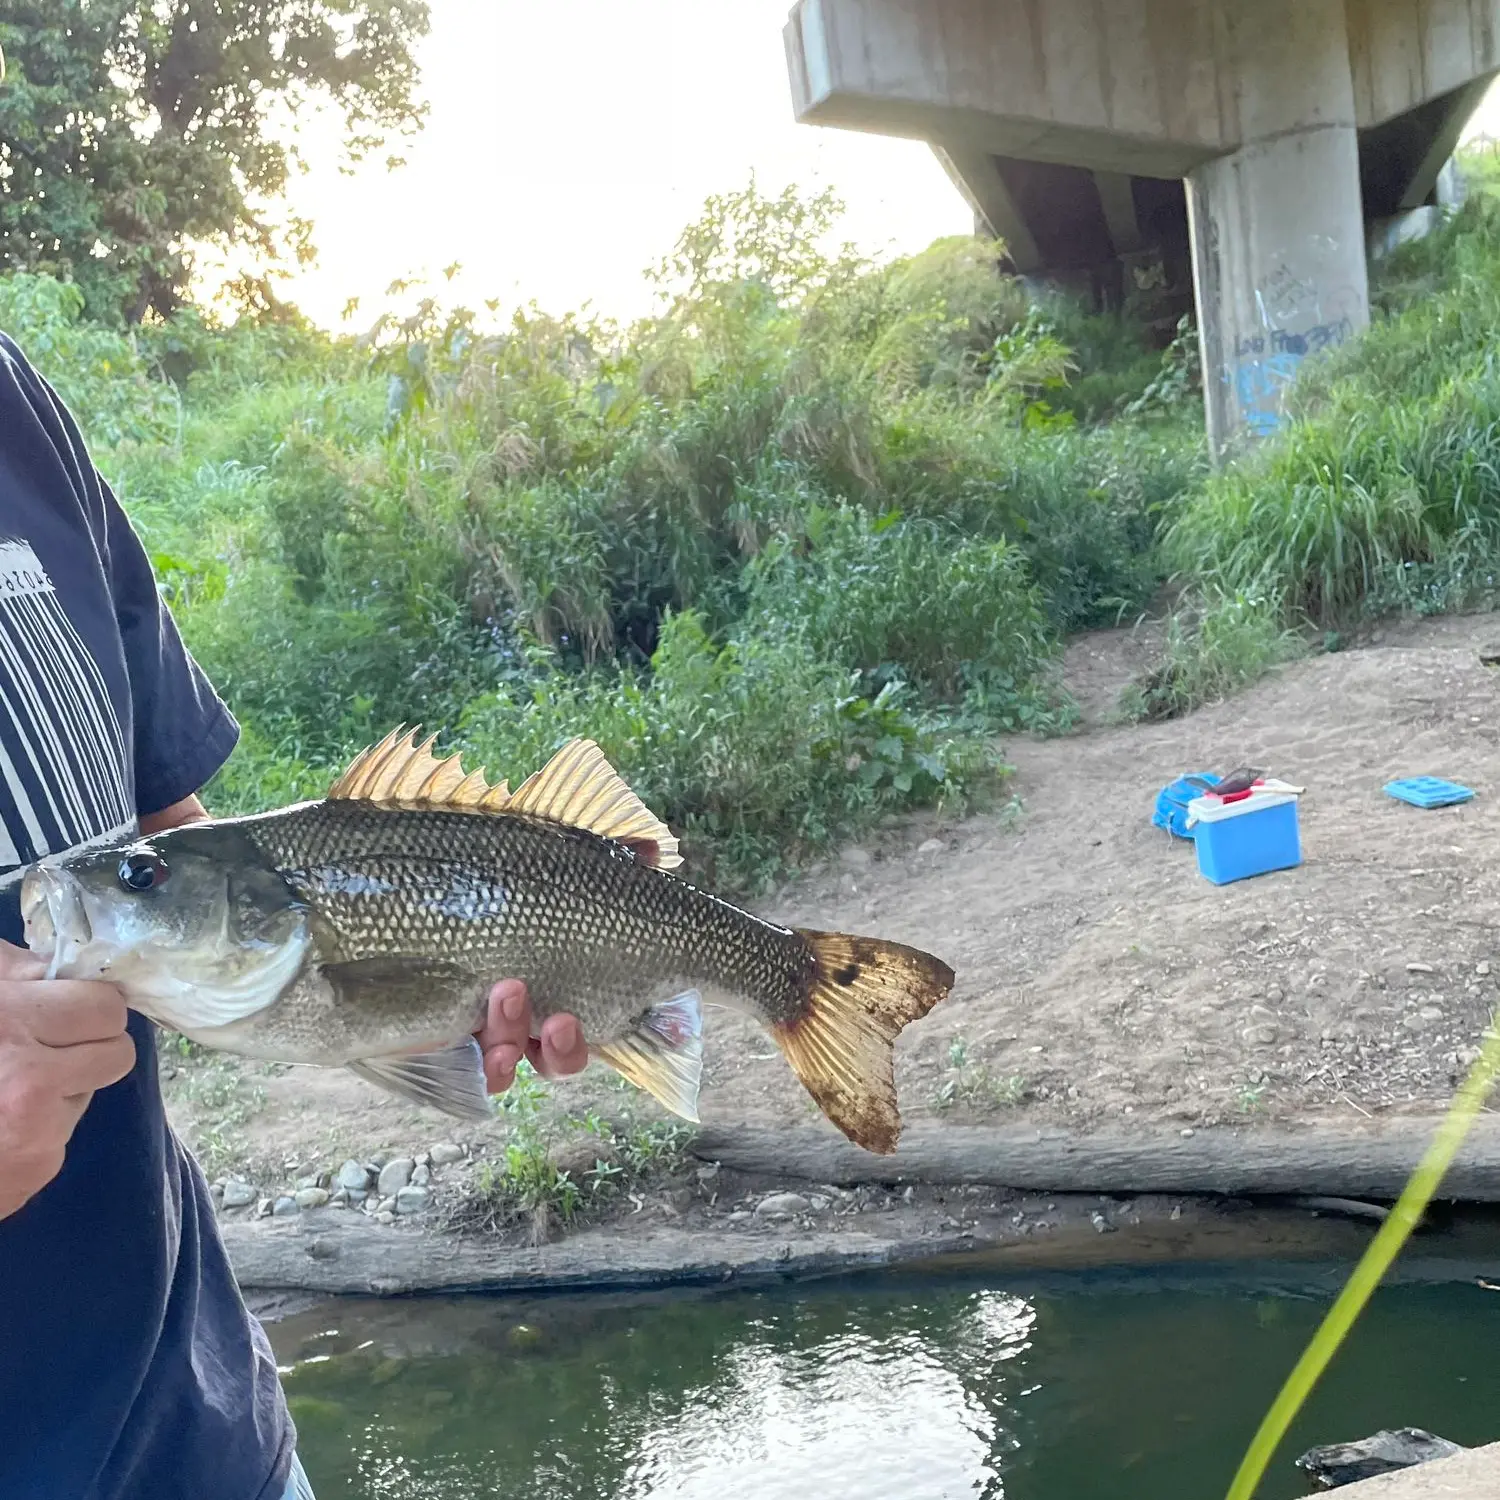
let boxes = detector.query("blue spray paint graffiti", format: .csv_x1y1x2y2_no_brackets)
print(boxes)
1228,317,1354,436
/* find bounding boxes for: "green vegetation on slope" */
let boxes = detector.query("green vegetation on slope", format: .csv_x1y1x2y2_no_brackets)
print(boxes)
9,166,1500,886
3,183,1199,889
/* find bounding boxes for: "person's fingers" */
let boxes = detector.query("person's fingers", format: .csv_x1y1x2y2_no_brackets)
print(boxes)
531,1013,589,1078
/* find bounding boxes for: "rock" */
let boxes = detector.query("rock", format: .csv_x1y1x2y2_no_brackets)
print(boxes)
221,1178,256,1209
336,1159,371,1193
1478,961,1492,977
839,847,871,869
376,1210,396,1226
695,1162,720,1185
727,1210,751,1224
295,1174,321,1191
1242,1024,1279,1046
257,1198,273,1218
917,838,945,857
1402,1011,1437,1031
430,1143,465,1167
377,1196,397,1215
294,1187,329,1210
272,1196,299,1218
1296,1429,1464,1489
1090,1212,1115,1234
1418,1004,1444,1022
754,1192,812,1220
411,1164,431,1187
377,1158,415,1196
414,1152,431,1169
1406,962,1435,974
395,1185,430,1215
330,1187,350,1206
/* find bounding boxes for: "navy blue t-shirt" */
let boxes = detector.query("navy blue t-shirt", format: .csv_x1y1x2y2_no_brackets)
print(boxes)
0,334,295,1499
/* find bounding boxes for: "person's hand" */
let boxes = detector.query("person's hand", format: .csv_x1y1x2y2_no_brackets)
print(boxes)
475,980,589,1094
0,940,136,1220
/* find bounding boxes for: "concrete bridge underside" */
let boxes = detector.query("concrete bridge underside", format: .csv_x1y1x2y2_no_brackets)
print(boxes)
785,0,1500,451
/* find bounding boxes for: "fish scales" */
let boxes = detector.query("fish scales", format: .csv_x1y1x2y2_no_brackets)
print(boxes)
245,799,816,1041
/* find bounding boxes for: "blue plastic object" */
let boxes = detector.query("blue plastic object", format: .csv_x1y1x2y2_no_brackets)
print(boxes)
1153,772,1219,840
1192,797,1302,885
1384,776,1475,809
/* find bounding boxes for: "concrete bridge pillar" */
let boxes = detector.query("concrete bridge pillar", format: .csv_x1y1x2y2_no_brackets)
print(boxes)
1187,0,1370,457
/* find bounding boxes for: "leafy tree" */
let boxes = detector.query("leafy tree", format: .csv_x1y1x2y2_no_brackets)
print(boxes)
0,0,429,322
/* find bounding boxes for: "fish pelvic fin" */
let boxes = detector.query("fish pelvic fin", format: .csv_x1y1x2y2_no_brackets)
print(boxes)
329,727,681,870
773,931,954,1156
348,1037,493,1121
592,990,703,1122
507,738,682,870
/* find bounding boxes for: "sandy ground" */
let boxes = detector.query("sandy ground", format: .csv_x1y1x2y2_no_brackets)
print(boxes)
165,610,1500,1224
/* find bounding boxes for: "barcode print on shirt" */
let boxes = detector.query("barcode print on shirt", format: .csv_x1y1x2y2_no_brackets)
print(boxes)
0,538,133,881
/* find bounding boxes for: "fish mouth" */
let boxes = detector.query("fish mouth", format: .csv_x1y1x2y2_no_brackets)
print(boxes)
20,865,93,978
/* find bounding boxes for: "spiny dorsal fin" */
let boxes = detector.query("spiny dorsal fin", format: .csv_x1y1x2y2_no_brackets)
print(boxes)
327,728,682,870
507,738,682,870
327,725,513,812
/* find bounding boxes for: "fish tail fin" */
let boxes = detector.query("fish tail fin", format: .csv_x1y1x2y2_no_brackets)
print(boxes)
771,931,954,1155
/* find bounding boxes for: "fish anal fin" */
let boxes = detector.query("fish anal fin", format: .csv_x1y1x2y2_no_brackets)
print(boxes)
349,1038,492,1121
507,739,682,870
327,725,512,813
772,931,954,1155
592,990,702,1121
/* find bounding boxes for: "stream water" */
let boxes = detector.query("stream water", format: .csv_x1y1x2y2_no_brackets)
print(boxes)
268,1258,1500,1500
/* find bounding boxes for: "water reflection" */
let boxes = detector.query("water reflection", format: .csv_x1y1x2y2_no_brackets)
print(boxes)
269,1274,1500,1500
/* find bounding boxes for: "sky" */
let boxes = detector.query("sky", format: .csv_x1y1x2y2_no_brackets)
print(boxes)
258,0,974,330
253,1,1500,333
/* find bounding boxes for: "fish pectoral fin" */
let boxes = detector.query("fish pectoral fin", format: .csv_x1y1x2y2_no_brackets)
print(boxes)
592,990,703,1123
506,739,682,870
348,1038,492,1121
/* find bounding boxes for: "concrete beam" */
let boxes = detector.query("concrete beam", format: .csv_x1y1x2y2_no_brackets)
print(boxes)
929,143,1043,270
1094,172,1145,255
1347,0,1500,127
783,0,1233,177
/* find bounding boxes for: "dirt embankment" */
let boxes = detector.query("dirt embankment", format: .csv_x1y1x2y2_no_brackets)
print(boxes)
171,613,1500,1296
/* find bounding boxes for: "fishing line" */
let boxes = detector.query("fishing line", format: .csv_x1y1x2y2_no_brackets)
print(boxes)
1223,1010,1500,1500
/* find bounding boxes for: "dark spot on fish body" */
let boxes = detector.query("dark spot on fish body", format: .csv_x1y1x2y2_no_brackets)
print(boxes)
834,963,860,986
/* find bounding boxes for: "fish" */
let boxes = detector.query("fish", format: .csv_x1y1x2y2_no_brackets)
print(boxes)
20,729,954,1154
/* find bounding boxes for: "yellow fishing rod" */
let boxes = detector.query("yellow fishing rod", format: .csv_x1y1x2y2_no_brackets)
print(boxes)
1223,1016,1500,1500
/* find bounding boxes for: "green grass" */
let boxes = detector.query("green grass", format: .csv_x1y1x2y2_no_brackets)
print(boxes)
13,164,1500,884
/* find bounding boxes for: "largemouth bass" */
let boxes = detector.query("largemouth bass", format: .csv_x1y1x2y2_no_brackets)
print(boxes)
20,729,953,1153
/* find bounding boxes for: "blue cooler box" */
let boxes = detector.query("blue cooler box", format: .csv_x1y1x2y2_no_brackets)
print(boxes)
1186,789,1302,885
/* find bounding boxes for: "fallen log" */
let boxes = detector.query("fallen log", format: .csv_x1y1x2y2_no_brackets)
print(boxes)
691,1118,1500,1200
222,1214,967,1296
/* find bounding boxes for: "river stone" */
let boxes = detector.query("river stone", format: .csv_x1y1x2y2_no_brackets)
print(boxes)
377,1158,415,1196
917,838,945,857
376,1196,397,1216
294,1187,329,1210
295,1174,321,1191
1296,1428,1464,1488
221,1178,256,1209
411,1164,431,1187
376,1210,396,1226
430,1143,465,1166
754,1192,811,1219
271,1196,299,1218
395,1185,431,1214
336,1159,371,1193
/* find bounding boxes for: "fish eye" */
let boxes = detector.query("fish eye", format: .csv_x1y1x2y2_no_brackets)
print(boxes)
118,851,169,893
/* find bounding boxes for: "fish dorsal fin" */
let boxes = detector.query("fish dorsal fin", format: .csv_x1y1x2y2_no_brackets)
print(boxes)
327,725,513,812
506,738,682,870
328,728,682,870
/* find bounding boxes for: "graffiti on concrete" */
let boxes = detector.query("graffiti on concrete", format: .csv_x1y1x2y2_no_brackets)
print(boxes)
1224,254,1361,439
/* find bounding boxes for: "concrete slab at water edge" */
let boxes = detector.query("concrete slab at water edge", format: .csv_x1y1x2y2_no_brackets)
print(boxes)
1301,1442,1500,1498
